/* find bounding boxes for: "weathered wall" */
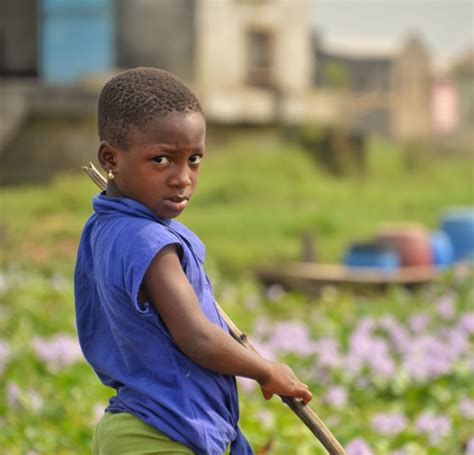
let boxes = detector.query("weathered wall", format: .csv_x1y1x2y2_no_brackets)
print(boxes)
194,0,314,123
391,36,432,140
116,0,195,83
0,0,38,75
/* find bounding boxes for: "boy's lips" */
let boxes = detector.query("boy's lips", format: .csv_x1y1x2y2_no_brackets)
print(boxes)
163,195,189,211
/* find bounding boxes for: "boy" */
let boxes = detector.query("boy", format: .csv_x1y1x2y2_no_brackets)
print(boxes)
75,68,312,455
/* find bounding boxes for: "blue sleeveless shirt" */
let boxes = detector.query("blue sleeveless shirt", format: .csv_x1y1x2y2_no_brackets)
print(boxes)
74,194,253,455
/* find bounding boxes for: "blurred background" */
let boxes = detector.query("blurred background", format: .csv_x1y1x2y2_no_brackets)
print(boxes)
1,1,473,454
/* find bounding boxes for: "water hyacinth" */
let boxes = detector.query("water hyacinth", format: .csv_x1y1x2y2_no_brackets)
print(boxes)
28,388,43,412
265,284,286,302
415,412,451,446
323,385,347,409
459,398,474,419
344,319,396,379
250,319,318,359
313,336,342,370
0,339,11,374
435,292,457,319
247,292,473,390
345,438,374,455
237,376,256,394
6,381,22,409
0,273,8,292
92,402,107,424
390,449,408,455
6,381,44,412
401,334,452,381
257,409,273,429
32,333,83,370
466,438,474,455
458,311,474,334
408,312,431,332
370,411,407,436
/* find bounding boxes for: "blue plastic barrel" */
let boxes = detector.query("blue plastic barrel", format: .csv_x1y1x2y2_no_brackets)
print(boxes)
441,208,474,262
430,231,454,267
343,243,400,271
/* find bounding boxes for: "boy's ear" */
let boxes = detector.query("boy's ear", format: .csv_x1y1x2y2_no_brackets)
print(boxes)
98,141,119,173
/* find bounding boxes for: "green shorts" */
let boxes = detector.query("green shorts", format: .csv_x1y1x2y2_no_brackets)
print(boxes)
92,412,195,454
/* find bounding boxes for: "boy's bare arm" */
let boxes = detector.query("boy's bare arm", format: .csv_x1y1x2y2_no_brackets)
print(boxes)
143,245,312,404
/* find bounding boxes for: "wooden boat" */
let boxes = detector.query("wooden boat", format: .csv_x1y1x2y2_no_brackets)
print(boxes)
255,262,441,294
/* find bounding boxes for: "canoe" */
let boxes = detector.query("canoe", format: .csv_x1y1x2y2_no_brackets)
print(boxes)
255,262,440,294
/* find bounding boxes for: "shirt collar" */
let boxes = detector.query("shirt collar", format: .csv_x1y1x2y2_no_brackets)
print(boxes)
93,192,172,226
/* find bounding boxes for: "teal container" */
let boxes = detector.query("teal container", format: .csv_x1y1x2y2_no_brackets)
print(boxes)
441,208,474,262
430,231,454,267
343,242,400,271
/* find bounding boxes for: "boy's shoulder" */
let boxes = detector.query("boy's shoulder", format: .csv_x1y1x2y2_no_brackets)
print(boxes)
83,194,205,262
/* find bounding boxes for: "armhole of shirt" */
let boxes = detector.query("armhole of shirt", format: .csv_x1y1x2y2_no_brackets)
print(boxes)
129,241,184,317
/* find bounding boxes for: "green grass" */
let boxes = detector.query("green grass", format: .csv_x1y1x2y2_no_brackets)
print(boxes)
1,133,472,277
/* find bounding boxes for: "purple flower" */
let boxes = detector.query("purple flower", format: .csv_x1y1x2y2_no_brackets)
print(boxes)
5,382,42,411
242,293,261,309
371,411,407,436
314,336,342,370
459,398,474,419
415,412,451,446
253,318,270,338
265,284,285,301
367,338,396,378
237,376,256,394
251,339,276,361
324,386,347,409
28,388,43,411
257,409,273,428
458,312,474,334
0,339,11,374
346,438,374,455
390,449,408,455
344,321,395,379
443,327,469,360
32,333,83,370
265,321,317,357
466,437,474,455
93,402,106,424
220,285,236,303
435,292,456,319
409,313,430,332
402,335,451,381
6,382,21,409
383,321,412,354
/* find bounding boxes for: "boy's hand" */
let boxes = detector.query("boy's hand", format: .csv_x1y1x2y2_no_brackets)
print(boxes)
258,361,313,404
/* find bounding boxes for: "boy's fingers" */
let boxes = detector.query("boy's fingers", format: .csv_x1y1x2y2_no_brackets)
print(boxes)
301,389,313,404
262,389,273,401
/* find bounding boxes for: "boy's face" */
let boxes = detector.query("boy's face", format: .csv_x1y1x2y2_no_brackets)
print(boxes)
102,112,205,219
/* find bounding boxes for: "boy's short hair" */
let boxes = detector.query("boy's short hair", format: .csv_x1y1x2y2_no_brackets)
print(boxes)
98,67,203,148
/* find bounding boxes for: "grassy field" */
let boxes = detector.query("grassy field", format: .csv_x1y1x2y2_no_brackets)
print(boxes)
1,133,472,276
1,132,473,454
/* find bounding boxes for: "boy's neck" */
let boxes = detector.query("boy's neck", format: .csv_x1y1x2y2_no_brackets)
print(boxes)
106,180,122,198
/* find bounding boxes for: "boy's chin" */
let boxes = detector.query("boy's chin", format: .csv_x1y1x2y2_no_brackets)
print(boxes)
154,207,185,220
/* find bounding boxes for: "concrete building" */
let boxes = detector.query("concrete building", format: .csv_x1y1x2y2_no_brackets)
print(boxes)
0,0,457,141
116,0,323,125
314,34,433,139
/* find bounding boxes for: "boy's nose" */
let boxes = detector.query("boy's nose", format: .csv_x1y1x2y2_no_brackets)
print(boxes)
169,165,192,188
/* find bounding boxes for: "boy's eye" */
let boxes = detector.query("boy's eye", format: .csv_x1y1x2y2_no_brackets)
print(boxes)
189,154,202,165
153,156,170,165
